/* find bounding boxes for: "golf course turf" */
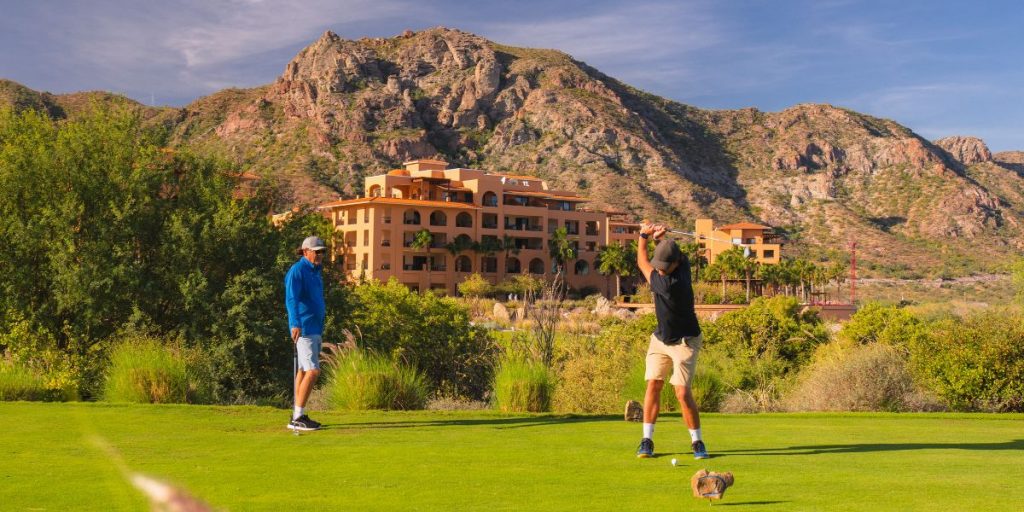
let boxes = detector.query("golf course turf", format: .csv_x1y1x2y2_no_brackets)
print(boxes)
3,402,1022,511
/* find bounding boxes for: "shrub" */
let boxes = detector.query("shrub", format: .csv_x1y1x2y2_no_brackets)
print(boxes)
838,302,927,347
0,361,71,401
102,337,208,404
552,321,648,413
349,279,498,399
493,357,552,412
784,342,942,412
910,311,1024,411
701,296,828,398
693,282,746,305
457,273,493,298
324,349,429,410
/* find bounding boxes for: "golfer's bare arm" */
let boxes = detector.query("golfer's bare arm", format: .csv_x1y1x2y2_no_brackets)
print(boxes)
637,222,669,283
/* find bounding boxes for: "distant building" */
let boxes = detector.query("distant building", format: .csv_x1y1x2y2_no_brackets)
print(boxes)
694,219,782,265
317,159,639,295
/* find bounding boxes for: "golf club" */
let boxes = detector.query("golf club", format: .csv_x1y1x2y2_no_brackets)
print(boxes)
292,341,299,436
664,228,752,258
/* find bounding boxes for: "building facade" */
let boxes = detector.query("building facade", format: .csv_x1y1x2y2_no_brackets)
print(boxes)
693,219,783,266
319,159,636,295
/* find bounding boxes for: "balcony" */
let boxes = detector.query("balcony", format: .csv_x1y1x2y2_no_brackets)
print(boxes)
383,216,392,224
381,240,391,247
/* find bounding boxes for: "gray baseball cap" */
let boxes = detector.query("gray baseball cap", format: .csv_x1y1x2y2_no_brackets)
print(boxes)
650,239,682,271
301,236,327,251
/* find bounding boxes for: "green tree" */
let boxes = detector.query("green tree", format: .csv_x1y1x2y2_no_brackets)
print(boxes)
596,243,635,298
457,273,493,298
410,228,435,281
1012,258,1024,306
0,105,343,401
547,227,577,274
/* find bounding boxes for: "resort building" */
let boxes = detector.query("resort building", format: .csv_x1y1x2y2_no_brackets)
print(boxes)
693,219,783,266
319,159,638,295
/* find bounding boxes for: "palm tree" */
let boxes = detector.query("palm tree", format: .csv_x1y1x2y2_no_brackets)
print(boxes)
596,243,634,298
678,241,706,282
829,261,848,302
715,247,748,301
548,227,577,274
500,234,521,279
410,228,434,285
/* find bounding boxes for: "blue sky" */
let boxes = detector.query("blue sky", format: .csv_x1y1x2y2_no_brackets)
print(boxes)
1,0,1021,151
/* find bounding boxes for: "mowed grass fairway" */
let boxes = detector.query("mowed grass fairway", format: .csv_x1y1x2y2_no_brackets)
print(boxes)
3,403,1022,511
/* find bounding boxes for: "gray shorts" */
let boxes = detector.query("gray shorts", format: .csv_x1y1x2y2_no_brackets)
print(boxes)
295,334,322,371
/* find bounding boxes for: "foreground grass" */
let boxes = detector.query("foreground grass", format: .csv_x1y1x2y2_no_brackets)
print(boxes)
2,403,1022,511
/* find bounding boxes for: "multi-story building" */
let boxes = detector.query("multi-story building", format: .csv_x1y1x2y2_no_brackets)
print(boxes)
693,219,783,265
319,159,632,295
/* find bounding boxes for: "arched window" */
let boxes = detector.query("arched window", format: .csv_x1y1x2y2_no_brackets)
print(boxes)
429,211,447,226
455,212,473,228
575,260,590,276
455,255,472,272
529,258,545,275
482,191,498,207
506,257,521,274
455,234,473,246
368,185,382,197
403,210,421,225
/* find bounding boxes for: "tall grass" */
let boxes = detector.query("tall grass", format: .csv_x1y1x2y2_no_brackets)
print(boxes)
0,362,69,401
102,339,206,404
493,357,552,412
325,349,429,410
622,361,726,412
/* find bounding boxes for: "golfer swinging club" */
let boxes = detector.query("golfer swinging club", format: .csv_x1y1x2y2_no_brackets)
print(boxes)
635,222,709,460
285,235,327,431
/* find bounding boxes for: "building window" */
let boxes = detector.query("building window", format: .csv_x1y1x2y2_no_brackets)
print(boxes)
482,213,498,229
482,191,498,207
745,238,756,244
403,210,421,225
456,212,473,228
363,230,369,246
575,260,590,276
429,210,447,226
481,257,497,273
585,221,598,236
565,220,579,235
455,255,472,272
529,258,544,275
506,257,521,274
369,185,382,197
763,250,775,259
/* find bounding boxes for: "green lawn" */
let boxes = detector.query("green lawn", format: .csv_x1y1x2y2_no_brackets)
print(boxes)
3,403,1022,511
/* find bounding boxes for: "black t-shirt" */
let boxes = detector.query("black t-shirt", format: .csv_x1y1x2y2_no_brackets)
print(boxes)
649,255,701,344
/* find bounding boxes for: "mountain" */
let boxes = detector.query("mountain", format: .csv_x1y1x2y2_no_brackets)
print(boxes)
3,28,1023,277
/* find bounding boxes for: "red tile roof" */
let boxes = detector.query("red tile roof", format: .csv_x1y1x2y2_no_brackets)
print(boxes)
718,222,772,231
318,197,479,209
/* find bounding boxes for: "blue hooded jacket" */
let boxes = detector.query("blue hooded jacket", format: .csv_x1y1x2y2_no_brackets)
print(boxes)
285,257,325,336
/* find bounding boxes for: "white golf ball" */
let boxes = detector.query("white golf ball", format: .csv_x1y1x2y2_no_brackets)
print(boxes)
671,458,678,466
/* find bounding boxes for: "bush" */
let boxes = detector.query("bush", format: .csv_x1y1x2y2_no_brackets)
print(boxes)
838,302,927,347
324,349,429,410
693,282,746,305
493,357,552,412
0,361,72,401
910,311,1024,411
784,342,941,412
349,279,498,399
102,337,208,404
457,273,493,298
552,319,651,413
701,296,827,391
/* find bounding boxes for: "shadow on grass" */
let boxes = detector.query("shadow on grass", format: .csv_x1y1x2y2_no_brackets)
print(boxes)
715,501,789,506
716,439,1024,456
320,415,618,431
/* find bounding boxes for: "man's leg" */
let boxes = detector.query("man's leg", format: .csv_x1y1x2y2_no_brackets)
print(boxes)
644,379,665,423
296,369,320,408
673,384,700,430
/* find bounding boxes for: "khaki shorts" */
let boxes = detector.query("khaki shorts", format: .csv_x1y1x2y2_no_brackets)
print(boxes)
644,333,702,387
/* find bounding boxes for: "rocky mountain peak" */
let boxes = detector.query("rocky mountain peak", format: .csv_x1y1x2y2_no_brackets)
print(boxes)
934,136,992,165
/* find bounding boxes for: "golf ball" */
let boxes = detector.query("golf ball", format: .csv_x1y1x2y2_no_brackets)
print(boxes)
671,458,678,466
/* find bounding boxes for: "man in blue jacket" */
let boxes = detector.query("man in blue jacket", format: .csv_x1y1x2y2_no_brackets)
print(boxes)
285,236,327,431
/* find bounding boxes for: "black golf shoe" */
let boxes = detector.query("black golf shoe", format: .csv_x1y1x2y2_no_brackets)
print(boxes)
288,414,321,431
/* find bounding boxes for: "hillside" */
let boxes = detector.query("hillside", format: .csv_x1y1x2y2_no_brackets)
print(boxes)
3,28,1023,277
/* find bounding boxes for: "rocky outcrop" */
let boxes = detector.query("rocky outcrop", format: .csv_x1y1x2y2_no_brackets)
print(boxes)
6,27,1021,276
934,136,992,165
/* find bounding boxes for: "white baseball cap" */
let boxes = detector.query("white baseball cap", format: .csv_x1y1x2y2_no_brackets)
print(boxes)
301,236,327,251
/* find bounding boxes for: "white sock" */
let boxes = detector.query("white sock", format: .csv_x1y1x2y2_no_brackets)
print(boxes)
643,423,655,439
689,428,702,443
293,406,304,420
